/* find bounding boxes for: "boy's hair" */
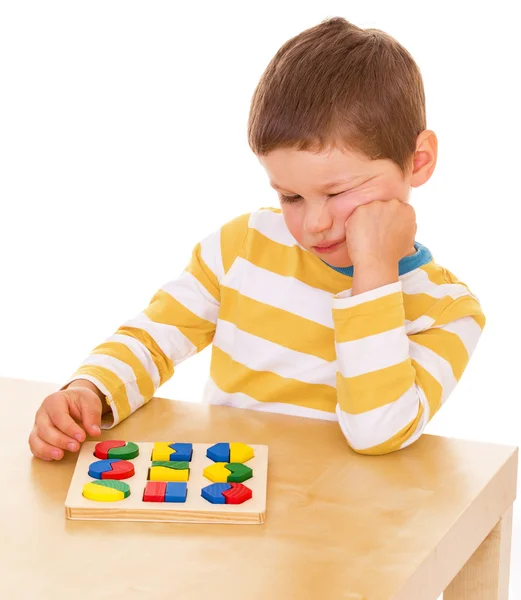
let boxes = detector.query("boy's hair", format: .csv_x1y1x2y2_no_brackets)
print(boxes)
247,17,426,175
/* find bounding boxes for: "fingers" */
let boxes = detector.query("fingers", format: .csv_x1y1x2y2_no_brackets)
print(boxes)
79,395,102,437
40,411,84,451
46,395,87,443
28,423,70,461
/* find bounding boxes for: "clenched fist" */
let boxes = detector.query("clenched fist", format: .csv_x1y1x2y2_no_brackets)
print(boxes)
345,198,417,267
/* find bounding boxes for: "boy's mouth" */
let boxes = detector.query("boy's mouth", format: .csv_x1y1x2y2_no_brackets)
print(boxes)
312,239,345,253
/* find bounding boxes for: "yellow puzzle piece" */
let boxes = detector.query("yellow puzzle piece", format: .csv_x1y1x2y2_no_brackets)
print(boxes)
148,465,189,482
82,482,125,502
203,462,232,483
151,442,174,461
230,442,254,463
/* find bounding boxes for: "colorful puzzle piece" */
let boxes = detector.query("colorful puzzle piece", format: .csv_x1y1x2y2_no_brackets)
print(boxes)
151,442,193,462
230,443,254,463
88,459,135,480
142,481,188,503
206,442,254,463
201,482,252,505
82,480,131,502
148,461,190,482
165,482,188,503
94,440,139,460
203,462,253,483
143,481,167,502
201,483,230,504
206,442,230,462
223,483,253,504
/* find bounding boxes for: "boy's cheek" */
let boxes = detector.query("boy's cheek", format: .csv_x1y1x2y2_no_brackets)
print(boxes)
336,192,376,221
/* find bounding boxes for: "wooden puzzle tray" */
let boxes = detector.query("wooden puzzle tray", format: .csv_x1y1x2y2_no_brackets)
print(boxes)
65,441,268,524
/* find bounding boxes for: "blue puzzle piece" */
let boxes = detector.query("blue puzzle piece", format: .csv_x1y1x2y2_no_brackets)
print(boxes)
165,482,188,503
201,482,231,504
206,442,230,463
169,443,193,462
88,459,122,479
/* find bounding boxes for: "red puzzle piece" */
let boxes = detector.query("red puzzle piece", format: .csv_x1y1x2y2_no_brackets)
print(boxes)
94,440,126,459
222,482,252,504
101,459,135,480
143,481,167,502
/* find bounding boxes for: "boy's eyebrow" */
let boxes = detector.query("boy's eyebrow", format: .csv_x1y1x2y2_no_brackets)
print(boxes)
269,176,359,192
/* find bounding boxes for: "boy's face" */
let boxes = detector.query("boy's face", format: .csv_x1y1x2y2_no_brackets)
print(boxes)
258,145,414,268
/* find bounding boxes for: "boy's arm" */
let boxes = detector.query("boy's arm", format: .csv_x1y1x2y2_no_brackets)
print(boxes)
60,213,250,428
332,264,485,455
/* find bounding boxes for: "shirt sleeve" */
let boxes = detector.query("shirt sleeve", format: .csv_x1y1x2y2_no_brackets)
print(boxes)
61,212,250,428
331,280,486,455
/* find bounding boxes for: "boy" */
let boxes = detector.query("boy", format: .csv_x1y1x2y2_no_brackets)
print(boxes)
29,17,485,460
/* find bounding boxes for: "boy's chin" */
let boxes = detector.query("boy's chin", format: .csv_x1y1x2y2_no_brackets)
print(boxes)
311,246,354,268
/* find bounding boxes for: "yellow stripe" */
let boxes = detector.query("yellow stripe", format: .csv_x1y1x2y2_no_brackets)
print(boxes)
412,359,443,417
210,345,336,412
432,295,485,328
420,262,471,290
243,227,353,294
91,342,154,402
402,292,454,323
337,360,415,414
220,287,336,362
71,365,131,420
185,242,220,302
412,329,468,380
117,326,174,385
354,405,424,455
333,292,404,342
144,289,215,352
220,212,251,274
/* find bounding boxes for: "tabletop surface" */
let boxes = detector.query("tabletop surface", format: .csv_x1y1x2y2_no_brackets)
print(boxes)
0,377,517,600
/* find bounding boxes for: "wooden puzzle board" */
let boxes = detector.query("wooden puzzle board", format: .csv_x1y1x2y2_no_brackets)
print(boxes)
65,442,268,524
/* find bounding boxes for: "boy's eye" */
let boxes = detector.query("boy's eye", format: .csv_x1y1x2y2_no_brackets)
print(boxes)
279,194,302,203
279,191,344,204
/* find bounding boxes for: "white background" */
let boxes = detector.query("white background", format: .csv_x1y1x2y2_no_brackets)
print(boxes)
1,1,519,597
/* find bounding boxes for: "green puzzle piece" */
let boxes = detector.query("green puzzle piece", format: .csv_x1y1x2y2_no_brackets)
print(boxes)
108,441,139,460
91,479,131,498
225,462,253,482
151,461,189,470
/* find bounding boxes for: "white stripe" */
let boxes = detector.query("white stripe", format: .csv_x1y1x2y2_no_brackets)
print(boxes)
202,377,337,421
335,385,420,451
409,339,458,404
77,354,144,414
336,326,409,378
61,374,120,427
405,314,434,335
122,313,198,365
333,281,402,309
105,333,161,389
402,267,476,301
249,209,304,248
223,257,335,328
213,319,336,386
199,226,224,281
441,316,482,358
399,384,431,449
162,271,220,324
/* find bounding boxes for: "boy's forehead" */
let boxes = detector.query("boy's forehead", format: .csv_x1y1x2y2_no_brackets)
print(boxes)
258,146,378,191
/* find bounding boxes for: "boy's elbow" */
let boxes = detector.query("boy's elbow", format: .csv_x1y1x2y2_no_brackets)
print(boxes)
336,408,423,456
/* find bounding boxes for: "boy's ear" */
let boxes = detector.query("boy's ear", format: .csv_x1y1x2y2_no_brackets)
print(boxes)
410,130,438,187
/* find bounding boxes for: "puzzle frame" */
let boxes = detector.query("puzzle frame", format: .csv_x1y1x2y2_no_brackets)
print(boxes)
65,441,268,524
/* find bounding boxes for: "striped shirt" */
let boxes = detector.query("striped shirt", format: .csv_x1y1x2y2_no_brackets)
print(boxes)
64,207,486,455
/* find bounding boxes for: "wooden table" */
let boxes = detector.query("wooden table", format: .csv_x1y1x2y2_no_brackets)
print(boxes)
0,377,517,599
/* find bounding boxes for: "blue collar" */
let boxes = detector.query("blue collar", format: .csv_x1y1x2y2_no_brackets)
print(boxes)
322,242,433,276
